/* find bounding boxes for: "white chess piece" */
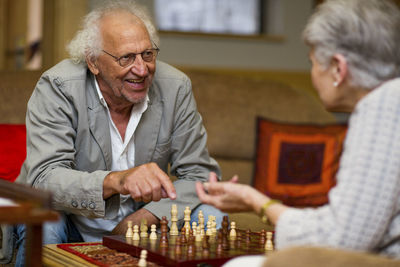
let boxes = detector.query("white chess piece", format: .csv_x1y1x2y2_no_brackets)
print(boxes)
126,221,133,238
183,206,191,234
192,221,197,236
140,219,148,238
149,224,157,240
132,225,140,241
170,204,179,236
229,221,237,240
206,220,212,236
138,249,147,267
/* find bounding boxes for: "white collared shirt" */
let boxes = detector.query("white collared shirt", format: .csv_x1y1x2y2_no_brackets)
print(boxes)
73,76,149,241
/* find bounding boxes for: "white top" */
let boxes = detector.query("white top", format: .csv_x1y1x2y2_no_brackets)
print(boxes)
72,77,149,241
275,78,400,259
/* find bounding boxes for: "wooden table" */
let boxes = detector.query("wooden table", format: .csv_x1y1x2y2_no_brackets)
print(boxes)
0,179,59,267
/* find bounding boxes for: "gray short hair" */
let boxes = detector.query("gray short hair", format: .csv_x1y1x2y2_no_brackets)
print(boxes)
67,0,159,64
303,0,400,89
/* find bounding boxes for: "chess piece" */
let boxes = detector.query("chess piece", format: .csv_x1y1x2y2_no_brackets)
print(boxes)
195,225,202,242
160,216,169,233
206,221,212,236
149,224,157,240
259,229,266,245
198,211,205,237
180,228,187,244
170,204,179,236
138,249,147,267
140,219,148,238
222,216,229,235
160,217,169,247
245,229,251,244
126,221,133,238
192,222,197,236
211,220,217,235
133,225,140,241
265,231,274,252
229,221,237,240
175,238,182,255
184,206,191,235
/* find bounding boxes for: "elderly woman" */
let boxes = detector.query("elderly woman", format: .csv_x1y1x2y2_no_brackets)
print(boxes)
196,0,400,262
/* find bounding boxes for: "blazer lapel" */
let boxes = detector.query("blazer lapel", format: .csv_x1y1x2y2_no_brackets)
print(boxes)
87,75,112,170
134,91,163,166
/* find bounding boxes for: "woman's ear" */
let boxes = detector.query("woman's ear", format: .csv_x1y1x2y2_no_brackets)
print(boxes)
331,53,348,87
86,55,99,75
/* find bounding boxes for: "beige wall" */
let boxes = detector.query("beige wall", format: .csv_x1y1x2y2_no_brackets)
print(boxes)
89,0,315,72
1,0,314,71
155,0,314,71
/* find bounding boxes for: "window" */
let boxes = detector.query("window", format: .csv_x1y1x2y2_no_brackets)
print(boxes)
154,0,283,38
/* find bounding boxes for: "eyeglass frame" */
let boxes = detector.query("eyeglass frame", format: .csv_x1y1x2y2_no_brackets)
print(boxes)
101,44,160,67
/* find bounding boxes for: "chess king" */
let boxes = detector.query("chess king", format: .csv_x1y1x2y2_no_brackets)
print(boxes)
13,0,225,265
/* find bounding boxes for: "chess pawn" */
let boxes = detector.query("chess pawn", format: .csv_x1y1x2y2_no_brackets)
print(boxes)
229,222,237,240
170,204,179,236
265,231,274,252
195,225,202,242
126,221,133,238
138,249,147,267
133,225,140,241
140,219,148,238
149,224,157,240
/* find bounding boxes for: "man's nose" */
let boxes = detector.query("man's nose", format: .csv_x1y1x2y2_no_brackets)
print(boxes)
129,55,148,76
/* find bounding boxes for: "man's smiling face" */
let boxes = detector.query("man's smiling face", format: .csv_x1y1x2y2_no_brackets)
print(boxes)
91,10,156,107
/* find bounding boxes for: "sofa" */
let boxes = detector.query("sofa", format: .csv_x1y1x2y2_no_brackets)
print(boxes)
1,67,398,266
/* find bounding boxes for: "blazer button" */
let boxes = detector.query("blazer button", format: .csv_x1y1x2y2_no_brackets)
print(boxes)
88,202,96,209
71,200,78,208
81,201,87,208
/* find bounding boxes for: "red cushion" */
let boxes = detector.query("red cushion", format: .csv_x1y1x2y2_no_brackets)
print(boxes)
0,124,26,182
253,117,347,207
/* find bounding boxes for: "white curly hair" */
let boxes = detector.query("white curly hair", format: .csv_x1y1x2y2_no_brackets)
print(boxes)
67,0,159,64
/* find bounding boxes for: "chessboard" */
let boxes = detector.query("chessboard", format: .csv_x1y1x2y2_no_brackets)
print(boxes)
103,229,271,267
103,215,273,267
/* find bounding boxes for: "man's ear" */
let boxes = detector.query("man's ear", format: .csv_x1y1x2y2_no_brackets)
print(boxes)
86,55,99,75
331,53,348,86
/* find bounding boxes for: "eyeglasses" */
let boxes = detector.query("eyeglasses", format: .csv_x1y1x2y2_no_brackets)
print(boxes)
102,46,160,67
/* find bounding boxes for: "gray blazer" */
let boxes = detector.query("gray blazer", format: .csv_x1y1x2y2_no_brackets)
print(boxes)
17,59,220,223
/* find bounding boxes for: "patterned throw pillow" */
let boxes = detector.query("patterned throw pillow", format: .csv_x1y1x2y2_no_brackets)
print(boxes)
253,117,347,207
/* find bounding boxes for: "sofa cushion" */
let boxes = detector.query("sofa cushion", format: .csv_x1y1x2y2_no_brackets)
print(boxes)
0,124,26,182
253,117,347,207
186,69,336,161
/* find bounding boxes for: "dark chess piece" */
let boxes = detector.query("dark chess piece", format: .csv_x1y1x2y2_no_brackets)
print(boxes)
221,216,229,235
175,238,182,255
259,229,266,245
159,217,169,248
180,228,187,244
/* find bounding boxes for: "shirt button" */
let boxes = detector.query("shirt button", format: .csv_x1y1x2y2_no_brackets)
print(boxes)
81,201,87,208
54,79,61,86
88,202,96,209
71,200,78,208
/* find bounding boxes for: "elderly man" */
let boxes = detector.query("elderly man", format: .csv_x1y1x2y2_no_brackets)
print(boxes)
14,0,222,265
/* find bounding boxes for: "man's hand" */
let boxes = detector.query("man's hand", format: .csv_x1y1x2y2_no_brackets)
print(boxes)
103,162,176,202
112,208,159,235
